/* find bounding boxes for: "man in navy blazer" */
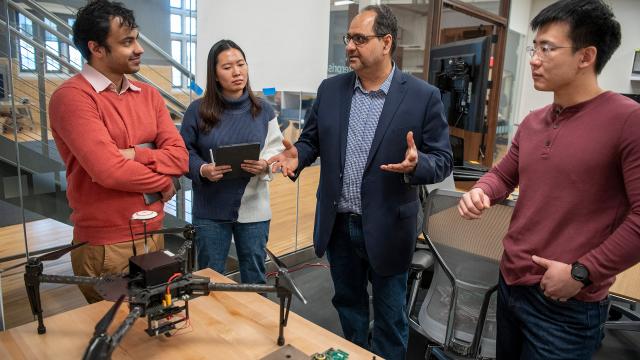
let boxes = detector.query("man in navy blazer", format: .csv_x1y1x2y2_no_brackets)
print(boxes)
270,5,452,359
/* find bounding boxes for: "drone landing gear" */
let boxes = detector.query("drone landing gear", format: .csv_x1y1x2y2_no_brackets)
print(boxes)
24,259,46,334
277,292,292,346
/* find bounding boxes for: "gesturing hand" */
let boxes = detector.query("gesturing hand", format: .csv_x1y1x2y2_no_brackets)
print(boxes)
380,131,418,174
458,188,491,220
241,159,269,175
268,139,299,178
201,164,232,182
532,255,583,302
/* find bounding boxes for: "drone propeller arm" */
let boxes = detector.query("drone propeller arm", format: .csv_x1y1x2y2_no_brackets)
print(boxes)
208,282,276,294
82,306,143,360
174,240,195,273
174,240,191,258
82,334,110,360
40,274,102,286
174,225,196,272
83,295,125,360
110,306,143,349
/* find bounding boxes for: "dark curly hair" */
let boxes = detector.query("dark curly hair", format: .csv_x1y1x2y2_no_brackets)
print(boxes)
72,0,137,61
530,0,621,74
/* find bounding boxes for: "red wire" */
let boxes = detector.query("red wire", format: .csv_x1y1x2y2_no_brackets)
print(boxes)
266,262,329,279
166,272,183,294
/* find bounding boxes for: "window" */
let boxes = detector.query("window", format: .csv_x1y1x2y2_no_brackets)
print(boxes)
184,0,196,11
19,40,36,71
170,14,182,34
69,47,82,70
171,40,182,87
185,16,196,36
18,14,35,71
44,19,61,72
170,4,196,88
170,0,182,8
187,41,196,74
18,13,33,36
45,41,61,71
16,14,66,72
68,18,82,69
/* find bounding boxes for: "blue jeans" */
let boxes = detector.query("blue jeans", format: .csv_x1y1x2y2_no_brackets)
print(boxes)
497,273,609,360
326,213,409,360
193,217,269,284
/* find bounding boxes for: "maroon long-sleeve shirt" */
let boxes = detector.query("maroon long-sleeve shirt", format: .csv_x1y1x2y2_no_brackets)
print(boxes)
475,91,640,301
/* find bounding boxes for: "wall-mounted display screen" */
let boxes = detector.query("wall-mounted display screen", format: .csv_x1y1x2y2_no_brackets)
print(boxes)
428,36,491,133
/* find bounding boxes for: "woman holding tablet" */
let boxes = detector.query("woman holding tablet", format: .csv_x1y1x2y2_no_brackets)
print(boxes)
180,39,283,284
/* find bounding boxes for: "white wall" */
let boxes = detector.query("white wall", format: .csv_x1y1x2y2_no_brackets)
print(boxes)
197,0,330,93
508,0,532,35
597,0,640,94
508,0,532,127
515,0,640,123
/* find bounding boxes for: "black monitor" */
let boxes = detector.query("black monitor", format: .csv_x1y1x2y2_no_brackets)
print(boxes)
450,134,465,167
428,36,491,133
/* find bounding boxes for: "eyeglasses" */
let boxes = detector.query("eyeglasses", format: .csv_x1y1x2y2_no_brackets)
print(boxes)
342,33,387,46
526,44,576,59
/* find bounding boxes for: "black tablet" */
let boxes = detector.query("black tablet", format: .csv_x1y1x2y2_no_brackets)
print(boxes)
213,142,261,180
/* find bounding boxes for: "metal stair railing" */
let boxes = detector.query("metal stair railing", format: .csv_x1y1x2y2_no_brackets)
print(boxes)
5,0,190,115
15,0,196,109
20,0,196,84
12,1,193,124
0,1,191,248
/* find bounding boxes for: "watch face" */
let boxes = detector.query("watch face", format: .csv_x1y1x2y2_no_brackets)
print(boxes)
572,264,588,280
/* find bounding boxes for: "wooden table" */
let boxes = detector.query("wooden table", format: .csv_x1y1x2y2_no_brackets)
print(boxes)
0,269,378,359
610,263,640,302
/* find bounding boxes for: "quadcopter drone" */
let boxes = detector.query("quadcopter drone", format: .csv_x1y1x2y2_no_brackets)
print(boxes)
3,225,307,360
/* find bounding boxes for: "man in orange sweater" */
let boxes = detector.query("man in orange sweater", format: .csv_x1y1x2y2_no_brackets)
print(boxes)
49,0,188,303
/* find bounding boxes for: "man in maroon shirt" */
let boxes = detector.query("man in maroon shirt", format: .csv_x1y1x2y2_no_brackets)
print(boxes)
458,0,640,358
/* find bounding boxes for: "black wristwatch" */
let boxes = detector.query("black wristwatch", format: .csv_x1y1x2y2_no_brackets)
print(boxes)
571,262,592,287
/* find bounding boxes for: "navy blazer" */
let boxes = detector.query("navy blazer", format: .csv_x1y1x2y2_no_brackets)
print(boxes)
295,68,453,276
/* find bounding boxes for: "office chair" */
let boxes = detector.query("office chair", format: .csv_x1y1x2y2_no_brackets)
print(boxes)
408,175,456,316
607,294,640,332
409,189,515,359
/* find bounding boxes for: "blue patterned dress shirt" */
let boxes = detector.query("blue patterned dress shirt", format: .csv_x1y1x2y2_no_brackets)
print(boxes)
337,65,396,214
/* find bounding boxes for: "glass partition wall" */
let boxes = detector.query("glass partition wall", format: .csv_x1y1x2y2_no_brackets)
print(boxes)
339,0,512,167
255,90,318,257
0,0,80,330
0,0,317,331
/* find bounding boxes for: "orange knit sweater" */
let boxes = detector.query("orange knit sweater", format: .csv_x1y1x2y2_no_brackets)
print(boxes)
49,74,188,245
